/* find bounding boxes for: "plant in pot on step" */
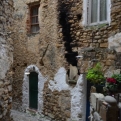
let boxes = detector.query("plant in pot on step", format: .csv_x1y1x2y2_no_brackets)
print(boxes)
86,62,105,93
106,77,118,95
111,74,121,90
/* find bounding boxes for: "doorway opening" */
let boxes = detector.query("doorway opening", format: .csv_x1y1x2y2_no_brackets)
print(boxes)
29,72,38,110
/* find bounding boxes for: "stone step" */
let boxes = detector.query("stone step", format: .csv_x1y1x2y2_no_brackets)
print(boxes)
11,110,51,121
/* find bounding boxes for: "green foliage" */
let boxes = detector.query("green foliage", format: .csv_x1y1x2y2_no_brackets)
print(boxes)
112,74,121,83
86,63,105,84
106,83,118,91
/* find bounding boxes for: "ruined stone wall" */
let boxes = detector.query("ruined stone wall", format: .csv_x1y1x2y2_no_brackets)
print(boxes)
0,0,14,120
43,85,71,121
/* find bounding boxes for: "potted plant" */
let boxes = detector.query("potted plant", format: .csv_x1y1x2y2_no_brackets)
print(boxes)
111,74,121,90
106,77,118,95
86,62,105,93
106,77,117,91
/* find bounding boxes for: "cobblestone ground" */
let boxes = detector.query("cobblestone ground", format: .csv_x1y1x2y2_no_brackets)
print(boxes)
11,110,52,121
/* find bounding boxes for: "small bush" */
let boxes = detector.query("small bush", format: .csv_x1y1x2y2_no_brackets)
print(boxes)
86,63,105,84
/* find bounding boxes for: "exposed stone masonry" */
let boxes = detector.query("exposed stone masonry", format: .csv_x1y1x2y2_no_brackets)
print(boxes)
0,0,14,120
12,0,40,106
7,0,121,121
12,1,69,120
43,82,71,121
58,0,78,66
57,0,121,73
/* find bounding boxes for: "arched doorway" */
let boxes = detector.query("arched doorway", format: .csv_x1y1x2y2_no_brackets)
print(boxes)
29,72,38,110
22,65,47,112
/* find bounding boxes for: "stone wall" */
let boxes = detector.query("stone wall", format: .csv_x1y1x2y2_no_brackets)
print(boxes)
12,0,40,106
0,0,14,120
57,0,121,74
43,88,71,121
12,0,64,115
12,0,121,121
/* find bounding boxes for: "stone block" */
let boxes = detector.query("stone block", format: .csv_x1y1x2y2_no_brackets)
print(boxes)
99,102,108,121
115,47,121,52
93,112,102,121
0,81,4,88
105,60,115,66
82,43,89,47
100,43,108,48
65,111,70,118
104,96,118,121
79,61,89,73
69,64,78,81
107,54,116,60
96,98,105,113
48,113,54,119
104,71,110,77
95,36,101,39
104,96,117,104
76,32,80,36
8,85,12,92
113,69,120,74
90,93,104,111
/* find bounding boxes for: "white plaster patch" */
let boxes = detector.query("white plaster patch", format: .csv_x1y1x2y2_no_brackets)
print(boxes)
91,93,104,111
48,68,86,121
48,67,69,92
0,37,12,79
71,74,86,121
22,65,47,113
108,33,121,52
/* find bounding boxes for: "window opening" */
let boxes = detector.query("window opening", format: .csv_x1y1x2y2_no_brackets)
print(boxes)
88,0,107,25
30,5,40,33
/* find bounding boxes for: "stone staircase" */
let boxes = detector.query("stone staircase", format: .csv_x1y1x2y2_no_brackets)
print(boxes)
11,110,52,121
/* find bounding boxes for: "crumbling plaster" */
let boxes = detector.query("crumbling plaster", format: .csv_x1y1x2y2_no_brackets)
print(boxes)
108,32,121,52
0,37,13,79
49,67,86,121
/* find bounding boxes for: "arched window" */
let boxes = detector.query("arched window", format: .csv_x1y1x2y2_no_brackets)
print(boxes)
29,72,38,110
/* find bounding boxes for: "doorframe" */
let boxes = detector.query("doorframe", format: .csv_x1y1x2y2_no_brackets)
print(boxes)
22,65,47,113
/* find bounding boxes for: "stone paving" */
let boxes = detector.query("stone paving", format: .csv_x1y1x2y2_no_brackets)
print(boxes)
11,110,52,121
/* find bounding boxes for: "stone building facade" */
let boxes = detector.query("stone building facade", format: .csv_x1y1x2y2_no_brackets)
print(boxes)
12,0,121,121
12,0,86,120
0,0,14,121
1,0,121,121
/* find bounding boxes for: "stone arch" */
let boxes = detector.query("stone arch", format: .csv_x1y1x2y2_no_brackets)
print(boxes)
22,65,47,112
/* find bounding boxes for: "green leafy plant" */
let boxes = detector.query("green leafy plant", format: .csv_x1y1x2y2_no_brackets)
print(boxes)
106,83,118,91
86,63,105,84
112,74,121,83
